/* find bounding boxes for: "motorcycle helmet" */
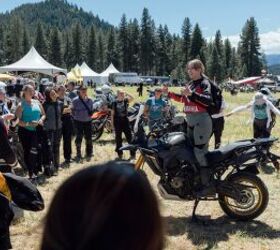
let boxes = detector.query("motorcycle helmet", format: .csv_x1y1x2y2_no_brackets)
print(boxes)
101,84,111,94
260,87,272,96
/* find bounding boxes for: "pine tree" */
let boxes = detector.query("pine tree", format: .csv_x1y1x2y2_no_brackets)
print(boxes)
72,23,83,64
127,18,140,72
22,27,30,55
118,14,129,71
190,23,205,63
214,30,223,57
35,22,48,59
181,17,192,65
106,28,119,69
208,45,223,83
49,28,62,66
87,26,97,70
4,32,13,64
97,34,105,72
213,30,224,79
140,8,155,75
239,17,262,76
224,38,232,77
0,26,5,65
64,33,74,69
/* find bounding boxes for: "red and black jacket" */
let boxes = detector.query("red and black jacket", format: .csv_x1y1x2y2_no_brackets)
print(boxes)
168,77,212,114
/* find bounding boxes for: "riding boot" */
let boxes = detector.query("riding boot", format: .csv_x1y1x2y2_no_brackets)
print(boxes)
197,168,215,197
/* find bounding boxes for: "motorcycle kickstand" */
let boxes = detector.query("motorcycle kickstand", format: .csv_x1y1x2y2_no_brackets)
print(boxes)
191,199,200,222
191,199,209,225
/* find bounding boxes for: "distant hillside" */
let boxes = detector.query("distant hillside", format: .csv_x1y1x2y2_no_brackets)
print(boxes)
266,54,280,66
0,0,113,32
268,64,280,75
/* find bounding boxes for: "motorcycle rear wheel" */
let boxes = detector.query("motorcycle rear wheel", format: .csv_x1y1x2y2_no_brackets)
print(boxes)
91,120,104,141
219,172,269,221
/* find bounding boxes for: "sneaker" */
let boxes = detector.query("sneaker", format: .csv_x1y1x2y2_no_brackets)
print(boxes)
75,156,83,164
86,156,92,162
115,154,123,161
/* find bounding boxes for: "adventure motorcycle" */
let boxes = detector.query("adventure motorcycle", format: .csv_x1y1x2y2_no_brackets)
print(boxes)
121,117,280,221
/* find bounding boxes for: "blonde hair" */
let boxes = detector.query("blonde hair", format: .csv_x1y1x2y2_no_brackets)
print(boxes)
22,84,34,99
187,59,205,74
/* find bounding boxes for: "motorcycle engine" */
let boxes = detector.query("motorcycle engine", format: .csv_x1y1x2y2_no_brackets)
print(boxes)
170,177,184,189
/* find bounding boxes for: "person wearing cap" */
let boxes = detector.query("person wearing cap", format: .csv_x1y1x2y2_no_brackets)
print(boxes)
111,89,135,160
71,86,94,163
144,87,167,130
226,92,280,138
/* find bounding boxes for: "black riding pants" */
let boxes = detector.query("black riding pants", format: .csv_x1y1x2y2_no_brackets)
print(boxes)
75,120,93,158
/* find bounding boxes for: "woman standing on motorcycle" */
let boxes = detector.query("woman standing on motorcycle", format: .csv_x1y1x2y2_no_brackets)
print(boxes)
162,59,213,196
111,89,135,160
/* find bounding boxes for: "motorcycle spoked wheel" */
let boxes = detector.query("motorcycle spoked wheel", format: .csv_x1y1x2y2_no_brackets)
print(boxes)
104,120,112,133
219,172,269,221
91,120,104,141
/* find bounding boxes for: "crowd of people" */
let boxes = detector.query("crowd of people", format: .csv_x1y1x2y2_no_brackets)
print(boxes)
0,58,280,249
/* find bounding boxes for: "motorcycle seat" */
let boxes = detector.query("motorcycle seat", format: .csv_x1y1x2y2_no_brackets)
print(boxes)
206,140,253,165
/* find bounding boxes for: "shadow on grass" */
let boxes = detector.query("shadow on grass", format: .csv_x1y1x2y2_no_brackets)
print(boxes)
164,215,280,249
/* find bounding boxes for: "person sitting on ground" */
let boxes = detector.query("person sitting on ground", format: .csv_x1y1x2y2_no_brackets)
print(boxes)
144,87,167,130
111,89,135,160
226,92,280,138
41,161,164,250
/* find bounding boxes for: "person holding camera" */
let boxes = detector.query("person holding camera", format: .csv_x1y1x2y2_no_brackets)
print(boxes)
71,86,94,163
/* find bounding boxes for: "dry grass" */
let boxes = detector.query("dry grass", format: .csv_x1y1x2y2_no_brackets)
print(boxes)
10,87,280,250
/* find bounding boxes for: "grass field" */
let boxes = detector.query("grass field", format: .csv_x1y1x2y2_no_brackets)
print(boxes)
10,87,280,250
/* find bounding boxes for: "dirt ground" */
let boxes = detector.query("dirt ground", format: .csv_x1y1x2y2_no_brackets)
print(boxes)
10,89,280,250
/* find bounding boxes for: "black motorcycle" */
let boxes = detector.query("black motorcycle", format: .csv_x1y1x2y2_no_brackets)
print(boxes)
121,120,280,221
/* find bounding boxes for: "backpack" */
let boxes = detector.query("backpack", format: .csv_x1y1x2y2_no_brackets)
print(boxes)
206,80,223,115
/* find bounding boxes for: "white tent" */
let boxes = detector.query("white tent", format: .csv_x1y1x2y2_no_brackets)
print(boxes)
0,47,67,76
96,63,120,84
79,62,100,85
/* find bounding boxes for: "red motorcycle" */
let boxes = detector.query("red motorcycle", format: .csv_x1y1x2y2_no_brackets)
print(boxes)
91,110,112,141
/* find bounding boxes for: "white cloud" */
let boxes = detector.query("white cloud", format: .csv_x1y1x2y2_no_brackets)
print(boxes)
209,28,280,55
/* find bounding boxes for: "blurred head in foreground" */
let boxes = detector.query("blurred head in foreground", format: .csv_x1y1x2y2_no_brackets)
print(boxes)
41,161,164,250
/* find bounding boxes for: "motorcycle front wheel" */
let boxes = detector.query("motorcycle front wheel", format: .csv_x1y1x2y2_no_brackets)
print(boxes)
219,172,269,221
91,120,104,141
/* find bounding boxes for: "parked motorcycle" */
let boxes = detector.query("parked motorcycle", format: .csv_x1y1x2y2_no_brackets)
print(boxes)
121,117,280,221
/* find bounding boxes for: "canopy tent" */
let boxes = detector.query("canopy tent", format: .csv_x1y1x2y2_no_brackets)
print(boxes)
79,62,100,85
0,74,15,81
96,63,120,84
0,47,67,76
67,67,83,83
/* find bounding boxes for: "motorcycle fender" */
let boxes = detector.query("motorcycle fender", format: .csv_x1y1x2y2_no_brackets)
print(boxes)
119,144,137,151
238,164,259,175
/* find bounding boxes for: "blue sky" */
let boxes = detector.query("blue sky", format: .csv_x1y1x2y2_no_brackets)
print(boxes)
1,0,280,53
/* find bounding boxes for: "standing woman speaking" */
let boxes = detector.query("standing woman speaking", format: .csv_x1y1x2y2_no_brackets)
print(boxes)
16,85,46,181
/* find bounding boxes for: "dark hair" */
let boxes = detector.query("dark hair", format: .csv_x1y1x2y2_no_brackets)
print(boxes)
44,87,56,103
41,162,164,250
